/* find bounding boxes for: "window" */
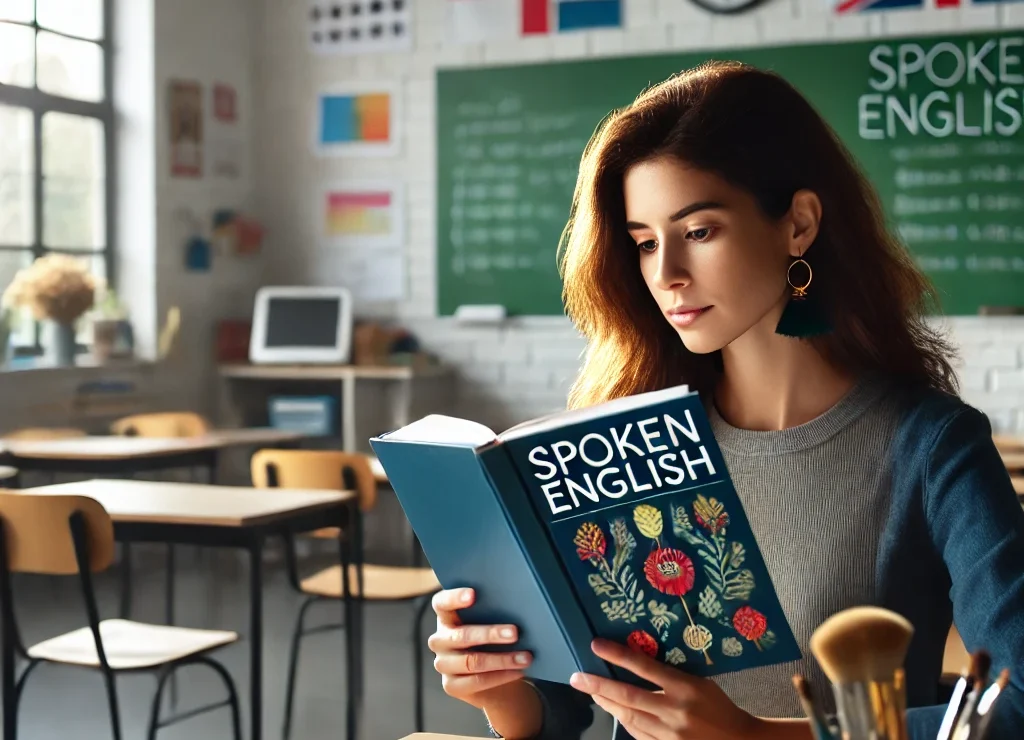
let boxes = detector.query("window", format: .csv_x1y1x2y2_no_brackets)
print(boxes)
0,0,112,354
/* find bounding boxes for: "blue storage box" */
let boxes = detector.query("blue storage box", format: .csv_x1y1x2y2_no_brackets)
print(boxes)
268,395,337,436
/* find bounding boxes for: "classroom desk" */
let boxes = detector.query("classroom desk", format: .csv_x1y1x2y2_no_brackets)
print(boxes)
22,479,362,740
1012,476,1024,497
0,428,305,477
218,363,455,453
1000,451,1024,474
993,434,1024,451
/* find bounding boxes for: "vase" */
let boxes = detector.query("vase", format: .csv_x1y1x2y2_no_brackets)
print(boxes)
49,321,77,367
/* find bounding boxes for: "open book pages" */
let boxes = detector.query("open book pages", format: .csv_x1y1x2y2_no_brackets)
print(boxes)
383,384,692,447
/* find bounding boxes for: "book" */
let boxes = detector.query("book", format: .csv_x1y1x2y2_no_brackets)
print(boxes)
370,384,801,687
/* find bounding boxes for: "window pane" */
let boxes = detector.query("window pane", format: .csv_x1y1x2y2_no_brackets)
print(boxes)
43,113,105,249
75,251,106,343
36,31,103,102
0,0,34,23
0,22,34,87
0,105,34,247
38,0,103,40
0,250,35,348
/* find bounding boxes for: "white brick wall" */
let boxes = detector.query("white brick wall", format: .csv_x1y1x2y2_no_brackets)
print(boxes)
253,0,1024,433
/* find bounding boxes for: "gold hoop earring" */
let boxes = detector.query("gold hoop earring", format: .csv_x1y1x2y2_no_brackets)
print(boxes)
787,258,812,300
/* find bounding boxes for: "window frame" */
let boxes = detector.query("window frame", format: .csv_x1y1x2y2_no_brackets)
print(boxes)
0,0,115,356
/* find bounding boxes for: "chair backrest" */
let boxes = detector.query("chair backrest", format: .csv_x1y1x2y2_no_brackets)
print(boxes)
0,492,114,574
111,412,210,438
250,449,377,513
3,427,87,441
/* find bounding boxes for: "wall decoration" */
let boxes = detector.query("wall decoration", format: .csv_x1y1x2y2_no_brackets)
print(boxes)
168,80,203,178
445,0,518,43
213,83,238,123
445,0,620,42
314,83,400,156
331,251,406,303
832,0,920,12
323,181,404,249
308,0,412,55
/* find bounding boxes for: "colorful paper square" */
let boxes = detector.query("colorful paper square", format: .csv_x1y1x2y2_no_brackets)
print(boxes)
557,0,620,31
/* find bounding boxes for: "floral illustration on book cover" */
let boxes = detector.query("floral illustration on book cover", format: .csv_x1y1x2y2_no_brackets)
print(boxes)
573,496,777,670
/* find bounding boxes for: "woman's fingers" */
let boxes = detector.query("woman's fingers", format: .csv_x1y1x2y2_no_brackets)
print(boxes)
441,669,526,699
428,623,519,652
591,695,663,740
432,587,474,628
433,648,532,675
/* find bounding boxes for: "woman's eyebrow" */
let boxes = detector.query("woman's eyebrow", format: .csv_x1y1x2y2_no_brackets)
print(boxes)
625,201,725,230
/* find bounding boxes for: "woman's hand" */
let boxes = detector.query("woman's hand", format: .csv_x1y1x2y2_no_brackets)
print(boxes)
427,587,533,709
570,638,781,740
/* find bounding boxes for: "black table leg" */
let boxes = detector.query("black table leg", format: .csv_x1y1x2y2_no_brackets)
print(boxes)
249,537,264,740
340,518,356,740
119,543,133,619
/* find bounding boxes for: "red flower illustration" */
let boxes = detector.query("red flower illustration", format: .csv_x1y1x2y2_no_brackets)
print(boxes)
643,548,695,596
573,522,606,562
732,606,768,642
627,630,658,658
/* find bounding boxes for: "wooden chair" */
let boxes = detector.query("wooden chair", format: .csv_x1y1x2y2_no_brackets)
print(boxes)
0,491,241,740
2,427,86,441
250,449,441,739
942,625,970,683
110,412,210,438
0,467,19,489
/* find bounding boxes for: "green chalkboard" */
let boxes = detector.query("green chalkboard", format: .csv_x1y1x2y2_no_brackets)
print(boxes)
437,30,1024,316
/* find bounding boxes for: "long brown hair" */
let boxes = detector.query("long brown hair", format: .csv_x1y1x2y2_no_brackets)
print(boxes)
559,60,958,409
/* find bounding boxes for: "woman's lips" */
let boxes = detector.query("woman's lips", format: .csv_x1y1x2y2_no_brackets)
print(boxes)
666,306,712,328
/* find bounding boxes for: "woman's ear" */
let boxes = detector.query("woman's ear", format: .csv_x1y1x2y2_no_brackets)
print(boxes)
787,190,822,258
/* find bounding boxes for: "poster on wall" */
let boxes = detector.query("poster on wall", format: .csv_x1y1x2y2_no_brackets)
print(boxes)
169,80,203,178
308,0,413,54
329,250,407,303
209,82,242,179
213,83,238,123
314,82,400,156
323,180,405,249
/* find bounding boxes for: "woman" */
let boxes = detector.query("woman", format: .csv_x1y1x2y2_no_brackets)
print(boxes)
427,61,1024,740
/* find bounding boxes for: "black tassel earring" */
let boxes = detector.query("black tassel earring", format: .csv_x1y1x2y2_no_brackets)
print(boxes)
775,257,832,338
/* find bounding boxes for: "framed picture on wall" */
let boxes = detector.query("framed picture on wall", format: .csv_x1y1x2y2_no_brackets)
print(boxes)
313,81,401,157
168,79,203,177
321,180,405,249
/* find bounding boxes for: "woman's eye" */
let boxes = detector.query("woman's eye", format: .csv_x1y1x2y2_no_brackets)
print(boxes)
686,227,714,242
637,240,658,253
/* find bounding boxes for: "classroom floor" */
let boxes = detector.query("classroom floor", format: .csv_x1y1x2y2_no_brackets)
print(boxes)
7,544,614,740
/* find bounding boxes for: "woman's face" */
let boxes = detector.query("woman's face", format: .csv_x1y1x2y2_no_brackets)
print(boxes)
624,157,812,355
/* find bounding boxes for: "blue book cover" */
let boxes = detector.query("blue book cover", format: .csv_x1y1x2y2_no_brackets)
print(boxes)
370,384,801,686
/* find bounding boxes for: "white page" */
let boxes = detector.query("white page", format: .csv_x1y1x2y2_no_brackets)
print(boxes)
384,413,497,447
498,384,692,441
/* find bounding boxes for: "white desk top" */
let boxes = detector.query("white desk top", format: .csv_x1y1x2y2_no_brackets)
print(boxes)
2,428,305,461
219,363,450,381
23,479,354,528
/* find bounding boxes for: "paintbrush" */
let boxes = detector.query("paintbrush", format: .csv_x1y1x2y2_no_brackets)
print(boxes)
961,667,1009,740
950,651,991,740
810,606,914,740
936,656,976,740
792,674,836,740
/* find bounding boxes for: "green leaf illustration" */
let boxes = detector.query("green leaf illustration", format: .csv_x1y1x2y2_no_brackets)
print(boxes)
610,517,636,576
671,503,703,545
760,629,777,650
588,573,615,597
601,597,646,624
729,541,746,570
665,647,687,666
647,599,680,639
698,586,723,619
722,637,743,657
723,568,756,601
617,563,644,606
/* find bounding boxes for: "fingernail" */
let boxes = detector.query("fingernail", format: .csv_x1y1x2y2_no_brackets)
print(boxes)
514,652,530,665
499,627,515,640
460,589,472,603
570,673,588,690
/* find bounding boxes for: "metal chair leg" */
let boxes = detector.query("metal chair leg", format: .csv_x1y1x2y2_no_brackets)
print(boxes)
282,595,319,740
146,666,174,740
412,595,433,732
192,656,243,740
101,666,123,740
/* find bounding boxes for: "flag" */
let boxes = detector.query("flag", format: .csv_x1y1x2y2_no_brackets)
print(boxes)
446,0,620,43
